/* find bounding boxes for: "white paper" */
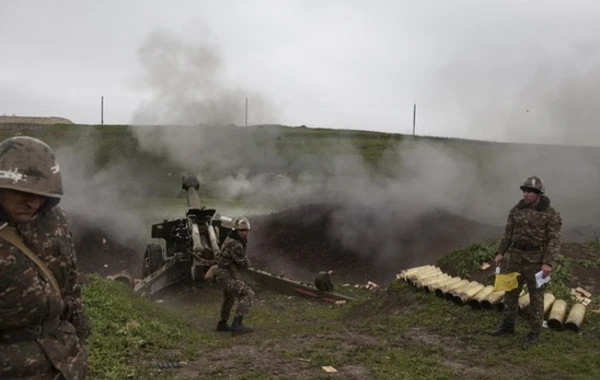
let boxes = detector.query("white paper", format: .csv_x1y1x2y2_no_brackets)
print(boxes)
535,270,551,288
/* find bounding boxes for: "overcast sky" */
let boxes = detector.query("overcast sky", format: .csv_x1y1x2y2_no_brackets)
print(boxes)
2,1,600,144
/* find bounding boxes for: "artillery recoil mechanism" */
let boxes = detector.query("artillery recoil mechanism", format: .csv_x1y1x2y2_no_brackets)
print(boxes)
133,175,355,303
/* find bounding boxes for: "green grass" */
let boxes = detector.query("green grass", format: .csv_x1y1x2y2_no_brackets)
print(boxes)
82,274,215,379
347,280,600,380
81,267,600,379
437,241,498,278
0,123,512,182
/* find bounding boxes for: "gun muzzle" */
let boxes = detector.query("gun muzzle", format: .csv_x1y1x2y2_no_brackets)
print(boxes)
182,175,202,210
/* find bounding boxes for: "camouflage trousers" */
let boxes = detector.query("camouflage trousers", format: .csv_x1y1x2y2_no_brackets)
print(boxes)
216,275,255,321
0,320,87,380
502,258,547,334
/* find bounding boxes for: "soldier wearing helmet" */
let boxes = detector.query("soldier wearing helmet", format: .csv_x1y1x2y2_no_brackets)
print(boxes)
0,136,88,379
490,176,562,345
214,216,255,335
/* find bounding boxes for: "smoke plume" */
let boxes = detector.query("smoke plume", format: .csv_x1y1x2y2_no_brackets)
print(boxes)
52,21,600,283
55,128,152,254
130,27,276,127
128,27,290,187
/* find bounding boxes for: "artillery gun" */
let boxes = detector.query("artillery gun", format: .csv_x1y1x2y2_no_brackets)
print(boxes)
133,175,355,303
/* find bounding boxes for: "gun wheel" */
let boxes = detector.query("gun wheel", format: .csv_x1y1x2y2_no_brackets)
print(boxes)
142,243,165,278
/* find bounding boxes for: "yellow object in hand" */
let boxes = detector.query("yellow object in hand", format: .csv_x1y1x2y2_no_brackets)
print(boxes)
494,271,520,292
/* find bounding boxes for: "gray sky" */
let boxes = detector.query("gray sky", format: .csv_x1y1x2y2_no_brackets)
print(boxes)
2,1,600,144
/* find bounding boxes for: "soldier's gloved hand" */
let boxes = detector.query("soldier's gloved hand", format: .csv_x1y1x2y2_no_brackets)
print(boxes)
61,298,75,321
71,311,91,341
494,253,504,266
62,297,91,341
541,264,552,278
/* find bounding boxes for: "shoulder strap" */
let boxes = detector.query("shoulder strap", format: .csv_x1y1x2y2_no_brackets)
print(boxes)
0,223,62,295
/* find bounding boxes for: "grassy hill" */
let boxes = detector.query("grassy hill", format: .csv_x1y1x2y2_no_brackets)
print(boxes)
5,121,600,225
0,122,524,180
3,123,600,379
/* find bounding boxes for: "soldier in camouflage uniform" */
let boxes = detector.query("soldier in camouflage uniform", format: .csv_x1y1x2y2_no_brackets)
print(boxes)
214,216,255,335
0,136,89,379
490,176,562,345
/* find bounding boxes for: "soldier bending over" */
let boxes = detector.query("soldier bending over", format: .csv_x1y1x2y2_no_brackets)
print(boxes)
215,216,255,335
490,176,562,345
0,136,89,379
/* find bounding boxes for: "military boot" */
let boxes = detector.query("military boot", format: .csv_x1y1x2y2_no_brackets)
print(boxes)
216,320,230,332
490,319,515,336
230,316,253,335
525,332,539,345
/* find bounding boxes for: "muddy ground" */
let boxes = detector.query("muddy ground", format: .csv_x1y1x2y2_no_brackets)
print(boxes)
74,202,600,379
247,203,502,285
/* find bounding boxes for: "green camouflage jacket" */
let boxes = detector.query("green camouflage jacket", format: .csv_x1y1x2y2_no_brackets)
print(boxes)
216,231,251,281
0,206,88,379
497,195,562,267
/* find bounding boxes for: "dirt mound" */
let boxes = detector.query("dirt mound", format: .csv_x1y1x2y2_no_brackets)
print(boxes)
69,213,142,278
248,202,501,285
69,201,501,286
69,200,600,291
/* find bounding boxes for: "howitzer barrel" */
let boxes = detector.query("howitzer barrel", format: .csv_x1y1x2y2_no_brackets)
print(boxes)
182,175,202,210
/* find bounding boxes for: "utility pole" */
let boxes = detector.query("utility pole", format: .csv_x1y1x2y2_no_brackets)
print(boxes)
101,96,104,125
412,103,417,135
244,97,248,127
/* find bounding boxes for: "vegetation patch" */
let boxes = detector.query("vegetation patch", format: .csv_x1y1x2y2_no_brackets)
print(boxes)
436,241,498,278
82,274,213,379
436,241,600,298
347,281,600,380
82,241,600,379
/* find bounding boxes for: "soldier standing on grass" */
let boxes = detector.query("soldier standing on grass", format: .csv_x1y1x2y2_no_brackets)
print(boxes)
490,176,562,345
0,136,89,379
214,216,255,335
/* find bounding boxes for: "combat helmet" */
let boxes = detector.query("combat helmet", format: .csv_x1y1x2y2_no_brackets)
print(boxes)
0,136,63,209
520,176,545,194
233,216,251,231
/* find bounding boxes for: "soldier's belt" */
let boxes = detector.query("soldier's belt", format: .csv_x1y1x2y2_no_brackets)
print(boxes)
217,264,244,272
512,242,542,251
0,316,60,344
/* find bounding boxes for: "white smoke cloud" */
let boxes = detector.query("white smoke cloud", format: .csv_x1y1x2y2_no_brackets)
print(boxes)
55,128,151,253
45,20,600,284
